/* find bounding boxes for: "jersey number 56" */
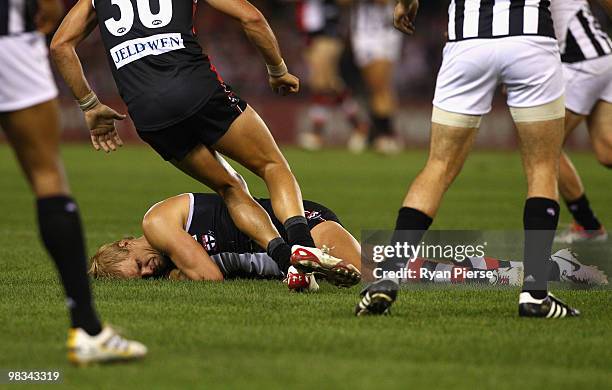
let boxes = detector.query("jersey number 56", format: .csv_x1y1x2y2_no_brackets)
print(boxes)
104,0,173,36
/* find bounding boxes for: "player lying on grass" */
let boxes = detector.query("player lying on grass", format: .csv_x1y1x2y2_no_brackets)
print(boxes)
88,193,607,289
89,193,361,286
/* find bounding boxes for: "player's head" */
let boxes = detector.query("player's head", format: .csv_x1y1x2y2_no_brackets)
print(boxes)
89,236,169,279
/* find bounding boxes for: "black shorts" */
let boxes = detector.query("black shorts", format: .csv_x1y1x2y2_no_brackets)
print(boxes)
137,83,248,161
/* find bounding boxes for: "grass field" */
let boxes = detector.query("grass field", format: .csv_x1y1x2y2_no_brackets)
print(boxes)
0,145,610,389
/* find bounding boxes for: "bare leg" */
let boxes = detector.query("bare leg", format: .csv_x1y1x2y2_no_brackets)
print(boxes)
516,119,564,199
1,99,103,336
1,99,69,197
587,100,612,167
558,110,587,201
360,59,397,118
403,123,478,216
213,106,305,224
172,145,281,249
515,117,564,292
311,221,361,271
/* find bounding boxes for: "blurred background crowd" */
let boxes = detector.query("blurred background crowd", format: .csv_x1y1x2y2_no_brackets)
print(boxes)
52,0,610,149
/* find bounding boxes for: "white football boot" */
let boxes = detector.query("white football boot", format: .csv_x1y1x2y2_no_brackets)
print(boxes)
290,245,361,287
67,326,147,365
554,222,608,244
551,248,608,285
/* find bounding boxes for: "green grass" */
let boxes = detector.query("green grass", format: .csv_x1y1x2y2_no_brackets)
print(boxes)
0,145,610,389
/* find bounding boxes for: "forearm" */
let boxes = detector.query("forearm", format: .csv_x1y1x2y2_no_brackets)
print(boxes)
242,14,283,67
51,46,93,100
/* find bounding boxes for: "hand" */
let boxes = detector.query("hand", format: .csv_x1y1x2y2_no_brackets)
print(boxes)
269,72,300,96
394,0,419,35
84,103,126,153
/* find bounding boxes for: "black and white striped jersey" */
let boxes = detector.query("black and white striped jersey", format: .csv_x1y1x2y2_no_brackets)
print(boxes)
447,0,555,42
551,0,612,63
0,0,37,36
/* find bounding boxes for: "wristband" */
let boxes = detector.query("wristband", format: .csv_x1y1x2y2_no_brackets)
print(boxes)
77,91,100,112
266,59,288,77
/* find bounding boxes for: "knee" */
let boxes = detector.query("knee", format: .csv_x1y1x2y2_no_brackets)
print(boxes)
254,157,291,179
424,157,463,186
594,148,612,168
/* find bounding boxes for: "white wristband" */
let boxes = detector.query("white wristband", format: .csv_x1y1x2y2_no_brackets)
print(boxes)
78,91,100,112
266,59,288,77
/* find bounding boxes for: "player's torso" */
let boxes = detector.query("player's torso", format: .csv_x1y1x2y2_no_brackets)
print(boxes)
93,0,220,131
550,0,612,63
447,0,555,42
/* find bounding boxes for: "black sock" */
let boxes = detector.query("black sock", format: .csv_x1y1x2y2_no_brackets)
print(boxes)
369,114,393,143
566,194,601,231
37,196,102,335
284,216,316,247
267,237,291,272
521,197,560,296
384,207,433,272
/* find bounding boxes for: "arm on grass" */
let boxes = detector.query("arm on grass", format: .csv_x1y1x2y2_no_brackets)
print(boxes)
142,198,224,281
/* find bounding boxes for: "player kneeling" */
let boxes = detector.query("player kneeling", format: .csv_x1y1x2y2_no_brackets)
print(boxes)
89,193,361,287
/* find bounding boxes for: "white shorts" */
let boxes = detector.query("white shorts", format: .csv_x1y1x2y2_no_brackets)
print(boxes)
563,55,612,116
433,36,564,115
0,33,58,112
351,29,402,67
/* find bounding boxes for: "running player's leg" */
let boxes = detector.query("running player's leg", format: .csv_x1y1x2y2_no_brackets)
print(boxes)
171,144,293,270
300,36,344,150
360,59,399,153
557,109,605,239
587,100,612,168
213,105,317,248
558,110,587,202
0,100,103,336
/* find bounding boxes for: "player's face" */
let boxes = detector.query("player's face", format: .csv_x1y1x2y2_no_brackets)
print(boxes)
117,240,168,279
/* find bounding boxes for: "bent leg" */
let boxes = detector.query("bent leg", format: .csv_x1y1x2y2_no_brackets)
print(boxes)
1,99,69,197
213,106,315,247
172,144,282,250
587,100,612,167
311,221,361,271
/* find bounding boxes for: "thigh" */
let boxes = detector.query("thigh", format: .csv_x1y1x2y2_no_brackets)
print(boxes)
172,145,243,192
360,60,394,93
587,100,612,156
305,36,344,91
0,99,68,195
433,41,498,116
212,105,289,174
515,118,564,166
428,122,477,164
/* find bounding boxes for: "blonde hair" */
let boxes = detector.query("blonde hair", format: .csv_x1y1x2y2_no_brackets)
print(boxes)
89,237,134,278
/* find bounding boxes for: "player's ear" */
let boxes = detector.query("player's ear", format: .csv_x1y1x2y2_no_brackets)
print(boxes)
118,238,131,248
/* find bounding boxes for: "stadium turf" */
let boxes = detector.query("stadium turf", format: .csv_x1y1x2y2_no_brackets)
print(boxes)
0,145,610,389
